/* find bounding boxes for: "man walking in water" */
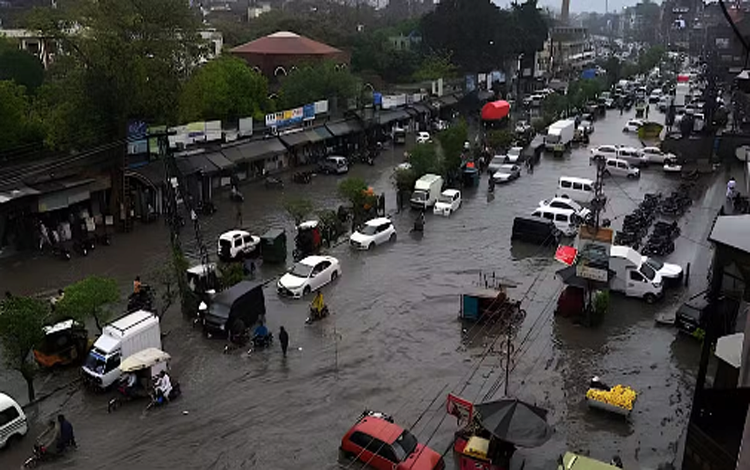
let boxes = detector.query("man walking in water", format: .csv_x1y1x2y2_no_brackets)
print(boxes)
279,326,289,357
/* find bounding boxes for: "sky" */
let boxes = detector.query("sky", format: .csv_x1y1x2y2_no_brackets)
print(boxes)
492,0,662,14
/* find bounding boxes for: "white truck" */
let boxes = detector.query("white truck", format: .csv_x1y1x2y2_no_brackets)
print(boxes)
674,83,689,108
81,309,161,390
410,174,443,210
609,245,664,303
544,119,576,153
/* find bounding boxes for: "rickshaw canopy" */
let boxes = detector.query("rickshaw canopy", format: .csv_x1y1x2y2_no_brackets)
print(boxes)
119,348,171,373
481,101,510,121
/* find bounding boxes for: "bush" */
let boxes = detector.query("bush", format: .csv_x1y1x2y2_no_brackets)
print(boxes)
589,290,610,326
638,122,663,141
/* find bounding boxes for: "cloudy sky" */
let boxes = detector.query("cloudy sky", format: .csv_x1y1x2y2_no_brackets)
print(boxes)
492,0,661,14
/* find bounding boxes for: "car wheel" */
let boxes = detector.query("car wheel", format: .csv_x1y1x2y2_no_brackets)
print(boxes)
367,242,374,250
331,270,338,281
627,174,636,179
389,233,396,242
644,293,657,304
303,286,311,296
603,169,610,176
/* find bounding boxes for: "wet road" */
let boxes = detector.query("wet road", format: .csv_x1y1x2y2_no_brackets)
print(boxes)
0,108,724,469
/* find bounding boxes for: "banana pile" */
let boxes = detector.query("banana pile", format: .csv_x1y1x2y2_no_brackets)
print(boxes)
586,384,638,410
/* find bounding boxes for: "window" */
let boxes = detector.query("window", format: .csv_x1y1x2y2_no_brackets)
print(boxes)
0,406,20,426
392,430,418,461
106,353,121,373
349,431,372,449
243,235,253,245
555,213,569,222
532,212,541,218
543,213,554,220
607,160,616,167
573,183,583,190
561,180,572,188
234,238,242,248
583,184,592,191
550,202,567,210
376,444,398,462
618,162,628,169
629,271,644,282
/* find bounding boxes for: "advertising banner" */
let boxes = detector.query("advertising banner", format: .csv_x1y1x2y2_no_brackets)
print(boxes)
382,94,406,110
303,104,316,121
265,107,304,128
147,125,166,156
127,120,148,155
373,92,383,106
205,120,222,142
187,121,206,143
314,100,329,114
238,117,253,137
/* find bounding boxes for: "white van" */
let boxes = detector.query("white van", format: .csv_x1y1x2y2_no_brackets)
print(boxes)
410,174,443,210
0,393,27,448
556,176,595,203
530,207,578,236
604,157,640,179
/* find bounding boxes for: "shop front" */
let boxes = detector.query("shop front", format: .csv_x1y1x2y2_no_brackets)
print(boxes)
222,137,288,180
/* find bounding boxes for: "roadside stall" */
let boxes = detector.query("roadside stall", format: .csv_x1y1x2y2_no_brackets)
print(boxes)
462,162,480,188
585,376,638,417
459,287,522,325
446,395,553,470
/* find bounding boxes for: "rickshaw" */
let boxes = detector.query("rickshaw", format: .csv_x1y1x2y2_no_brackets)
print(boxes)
293,220,322,261
33,320,89,368
107,348,180,413
462,162,480,188
261,228,287,264
186,263,219,294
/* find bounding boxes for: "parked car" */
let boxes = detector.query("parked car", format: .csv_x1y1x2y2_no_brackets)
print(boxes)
511,217,561,245
0,393,27,448
492,164,521,183
433,189,462,216
319,156,349,174
416,132,431,144
515,121,532,134
590,144,619,161
539,196,592,220
616,146,649,167
217,230,260,260
604,157,640,179
504,147,523,163
340,411,444,470
277,255,341,298
643,256,683,282
623,119,644,133
487,155,506,174
638,146,673,164
530,207,579,237
350,217,397,250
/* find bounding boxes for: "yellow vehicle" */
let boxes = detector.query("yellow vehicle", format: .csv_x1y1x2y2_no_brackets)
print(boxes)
33,320,89,368
558,452,622,470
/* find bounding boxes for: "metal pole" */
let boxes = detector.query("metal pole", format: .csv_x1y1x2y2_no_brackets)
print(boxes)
504,328,511,396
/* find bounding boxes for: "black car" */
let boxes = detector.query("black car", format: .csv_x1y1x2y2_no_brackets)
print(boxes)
675,292,740,339
511,217,561,245
200,281,266,340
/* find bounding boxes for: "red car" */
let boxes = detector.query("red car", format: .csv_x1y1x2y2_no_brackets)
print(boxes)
340,411,445,470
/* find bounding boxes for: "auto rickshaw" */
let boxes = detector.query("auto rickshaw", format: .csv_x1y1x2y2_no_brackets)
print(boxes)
261,228,287,264
186,263,219,294
462,162,480,188
33,320,89,368
108,347,180,413
293,220,322,261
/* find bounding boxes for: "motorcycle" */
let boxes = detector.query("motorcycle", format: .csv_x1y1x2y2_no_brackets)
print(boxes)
72,239,90,257
196,200,217,215
23,424,74,468
50,242,71,261
145,382,182,411
127,284,154,313
251,332,274,349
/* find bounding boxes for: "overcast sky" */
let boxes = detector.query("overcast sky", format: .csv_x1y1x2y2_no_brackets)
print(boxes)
492,0,662,14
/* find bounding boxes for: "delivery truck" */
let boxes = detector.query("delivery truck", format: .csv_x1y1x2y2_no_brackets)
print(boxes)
410,174,443,210
609,245,664,303
81,309,161,390
544,119,576,155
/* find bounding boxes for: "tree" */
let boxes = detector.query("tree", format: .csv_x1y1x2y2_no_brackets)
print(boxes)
0,39,45,92
412,53,457,82
55,276,120,332
487,129,514,152
0,80,41,154
0,296,47,402
218,262,245,289
278,61,359,110
180,56,269,123
436,120,468,175
26,0,206,150
408,142,440,178
338,177,376,225
283,197,314,225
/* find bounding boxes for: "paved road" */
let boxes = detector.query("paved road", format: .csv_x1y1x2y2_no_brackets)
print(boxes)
0,108,724,469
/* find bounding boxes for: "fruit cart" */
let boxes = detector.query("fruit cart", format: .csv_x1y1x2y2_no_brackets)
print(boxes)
585,377,637,417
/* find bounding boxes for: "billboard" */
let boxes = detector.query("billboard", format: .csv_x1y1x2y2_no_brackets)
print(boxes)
303,104,316,121
314,100,329,114
127,120,148,156
265,107,304,129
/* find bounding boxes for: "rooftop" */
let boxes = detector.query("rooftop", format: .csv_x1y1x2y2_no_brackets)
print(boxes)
709,215,750,254
230,31,343,56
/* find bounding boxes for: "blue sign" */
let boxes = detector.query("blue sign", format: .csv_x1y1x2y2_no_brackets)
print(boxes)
127,120,148,155
465,75,476,93
373,92,383,106
581,69,597,80
303,104,315,121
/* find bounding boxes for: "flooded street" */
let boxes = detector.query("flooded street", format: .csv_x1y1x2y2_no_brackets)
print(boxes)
0,109,724,469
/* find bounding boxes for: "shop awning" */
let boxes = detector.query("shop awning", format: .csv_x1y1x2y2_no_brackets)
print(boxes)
326,119,363,137
0,184,41,205
438,95,459,107
222,138,286,164
378,109,411,125
176,153,220,176
32,178,96,213
312,126,333,142
205,152,234,171
127,161,167,187
279,130,313,148
410,103,432,114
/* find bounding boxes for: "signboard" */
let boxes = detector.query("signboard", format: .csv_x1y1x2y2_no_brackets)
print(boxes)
382,94,407,110
168,125,189,148
147,125,166,156
238,117,253,137
303,104,316,121
265,107,304,129
127,120,147,155
205,120,222,142
437,78,444,97
555,245,577,266
576,264,609,283
187,121,206,143
373,92,383,106
490,71,505,84
446,394,474,425
314,100,328,114
465,74,476,92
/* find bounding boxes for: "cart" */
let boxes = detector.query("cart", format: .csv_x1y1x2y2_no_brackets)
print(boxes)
586,398,631,416
585,378,637,417
462,164,480,188
261,228,287,264
459,288,523,326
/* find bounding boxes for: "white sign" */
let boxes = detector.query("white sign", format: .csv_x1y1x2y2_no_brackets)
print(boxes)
265,113,277,128
205,120,222,142
168,125,189,148
576,265,608,283
437,78,444,97
238,117,253,137
314,100,329,114
382,94,407,110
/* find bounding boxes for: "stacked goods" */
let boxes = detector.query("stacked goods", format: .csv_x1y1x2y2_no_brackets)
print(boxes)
586,385,638,411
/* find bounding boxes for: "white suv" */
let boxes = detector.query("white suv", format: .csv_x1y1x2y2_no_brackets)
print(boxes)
639,146,673,164
217,230,260,260
604,157,640,179
350,218,396,250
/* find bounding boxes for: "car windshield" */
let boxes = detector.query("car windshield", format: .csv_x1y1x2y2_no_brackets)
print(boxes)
640,263,657,281
359,224,379,235
412,191,427,201
646,258,664,270
289,262,314,278
392,431,419,461
490,157,504,165
84,350,105,371
439,195,453,204
208,302,230,319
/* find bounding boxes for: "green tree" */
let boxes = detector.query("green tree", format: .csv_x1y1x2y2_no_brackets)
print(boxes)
278,61,359,109
338,177,376,225
180,56,269,123
409,142,440,178
0,296,47,402
283,197,314,225
218,262,245,289
0,39,45,92
487,129,514,152
436,120,468,175
26,0,206,150
0,80,41,153
55,276,120,332
393,167,417,193
412,53,458,82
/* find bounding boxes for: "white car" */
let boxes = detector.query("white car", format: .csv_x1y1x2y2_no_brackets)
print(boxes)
604,157,640,179
395,162,412,171
580,120,594,135
0,393,27,448
492,164,521,183
416,132,431,144
434,189,462,216
623,119,644,133
616,146,649,167
643,256,683,281
217,230,260,260
638,146,674,164
349,217,396,250
538,196,592,220
487,155,506,174
590,144,619,161
504,147,523,163
277,255,341,298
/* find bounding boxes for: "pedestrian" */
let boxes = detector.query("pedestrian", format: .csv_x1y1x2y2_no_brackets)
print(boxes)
279,326,289,357
645,104,650,119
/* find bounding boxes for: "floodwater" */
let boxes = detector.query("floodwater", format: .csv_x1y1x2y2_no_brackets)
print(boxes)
0,108,724,469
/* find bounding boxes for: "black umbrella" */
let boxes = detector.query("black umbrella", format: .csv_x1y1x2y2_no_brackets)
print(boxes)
474,399,553,447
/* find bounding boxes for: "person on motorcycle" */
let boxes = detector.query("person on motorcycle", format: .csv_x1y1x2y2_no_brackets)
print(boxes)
310,291,326,320
414,211,426,232
154,371,173,402
133,276,142,294
253,321,269,341
38,418,60,454
57,415,76,452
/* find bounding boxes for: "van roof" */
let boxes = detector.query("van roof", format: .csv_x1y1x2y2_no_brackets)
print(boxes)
219,230,249,240
533,207,576,215
417,174,442,184
108,310,157,333
0,392,21,411
212,280,264,305
610,245,641,265
559,176,594,185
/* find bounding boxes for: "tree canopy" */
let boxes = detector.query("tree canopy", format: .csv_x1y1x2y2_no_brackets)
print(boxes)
0,39,45,92
0,296,48,401
0,80,42,154
55,275,120,332
180,56,269,123
278,61,359,110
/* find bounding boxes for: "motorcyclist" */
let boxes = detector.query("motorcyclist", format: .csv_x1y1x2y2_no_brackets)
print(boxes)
38,418,59,454
57,414,76,452
253,321,269,340
310,291,326,320
414,211,426,232
154,370,173,403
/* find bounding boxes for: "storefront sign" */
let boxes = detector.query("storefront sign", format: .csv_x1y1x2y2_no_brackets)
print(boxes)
314,100,329,114
238,117,253,137
576,264,609,283
555,245,577,266
187,121,206,143
205,120,222,142
265,107,304,129
303,104,316,121
127,120,148,155
382,94,406,109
